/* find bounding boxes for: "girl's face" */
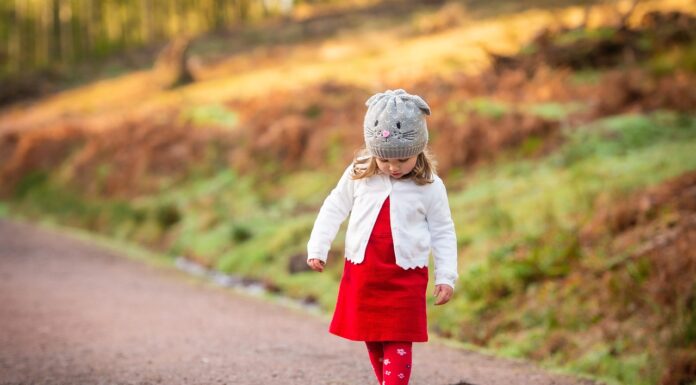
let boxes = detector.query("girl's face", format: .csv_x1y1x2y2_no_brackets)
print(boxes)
375,156,418,179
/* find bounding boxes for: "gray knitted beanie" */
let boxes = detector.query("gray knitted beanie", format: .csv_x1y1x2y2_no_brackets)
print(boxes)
363,89,431,159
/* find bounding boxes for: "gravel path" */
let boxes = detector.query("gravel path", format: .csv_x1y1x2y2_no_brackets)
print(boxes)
0,219,599,385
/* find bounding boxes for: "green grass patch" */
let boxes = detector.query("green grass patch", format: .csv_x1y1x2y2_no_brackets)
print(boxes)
647,39,696,75
569,348,652,385
524,101,587,120
180,103,239,129
447,97,588,122
553,26,616,46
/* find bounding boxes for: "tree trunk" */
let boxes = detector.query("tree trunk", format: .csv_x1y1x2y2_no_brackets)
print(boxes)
51,0,61,62
153,36,195,89
140,0,154,43
213,0,227,30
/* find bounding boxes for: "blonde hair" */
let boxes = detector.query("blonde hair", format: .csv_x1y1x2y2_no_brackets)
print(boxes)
351,148,437,185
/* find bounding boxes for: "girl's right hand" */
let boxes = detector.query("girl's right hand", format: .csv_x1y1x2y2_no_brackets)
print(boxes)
307,258,325,272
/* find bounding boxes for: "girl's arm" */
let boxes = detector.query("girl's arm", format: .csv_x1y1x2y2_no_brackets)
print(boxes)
426,179,459,290
307,165,356,264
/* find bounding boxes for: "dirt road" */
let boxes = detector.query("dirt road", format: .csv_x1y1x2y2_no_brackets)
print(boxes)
0,219,598,385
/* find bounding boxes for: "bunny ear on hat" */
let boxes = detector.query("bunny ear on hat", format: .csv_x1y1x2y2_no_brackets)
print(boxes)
401,94,431,115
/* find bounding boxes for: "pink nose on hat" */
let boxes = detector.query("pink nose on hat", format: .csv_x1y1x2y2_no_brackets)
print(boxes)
381,130,390,138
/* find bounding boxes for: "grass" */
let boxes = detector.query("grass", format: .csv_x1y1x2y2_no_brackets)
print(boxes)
429,111,696,385
179,103,240,130
447,97,589,123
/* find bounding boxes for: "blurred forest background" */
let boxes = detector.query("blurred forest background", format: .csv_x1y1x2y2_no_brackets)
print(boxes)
1,0,695,384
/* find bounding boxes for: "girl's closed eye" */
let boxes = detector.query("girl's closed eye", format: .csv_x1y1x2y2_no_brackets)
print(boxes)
398,159,410,163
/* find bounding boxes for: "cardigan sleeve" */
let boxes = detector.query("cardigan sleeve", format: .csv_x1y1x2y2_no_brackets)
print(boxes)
306,164,356,263
426,178,459,289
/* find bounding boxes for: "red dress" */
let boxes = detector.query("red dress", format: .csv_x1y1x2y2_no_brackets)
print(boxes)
329,197,429,342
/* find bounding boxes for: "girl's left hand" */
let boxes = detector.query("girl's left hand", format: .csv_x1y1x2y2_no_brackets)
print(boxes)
434,284,453,305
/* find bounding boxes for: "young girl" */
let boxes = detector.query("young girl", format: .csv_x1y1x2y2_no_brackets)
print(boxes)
307,89,458,385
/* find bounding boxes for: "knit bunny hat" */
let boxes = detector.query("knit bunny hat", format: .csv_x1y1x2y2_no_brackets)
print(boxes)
363,89,431,159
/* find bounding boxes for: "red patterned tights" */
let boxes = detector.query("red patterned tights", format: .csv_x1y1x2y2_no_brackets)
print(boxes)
365,341,413,385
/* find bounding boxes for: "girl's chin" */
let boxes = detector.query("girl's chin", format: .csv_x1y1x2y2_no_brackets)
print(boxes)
378,170,403,178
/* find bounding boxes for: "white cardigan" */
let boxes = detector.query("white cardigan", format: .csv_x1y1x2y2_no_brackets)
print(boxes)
307,165,459,288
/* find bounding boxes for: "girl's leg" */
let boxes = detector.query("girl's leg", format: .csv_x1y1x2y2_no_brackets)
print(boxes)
381,341,413,384
365,341,384,384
